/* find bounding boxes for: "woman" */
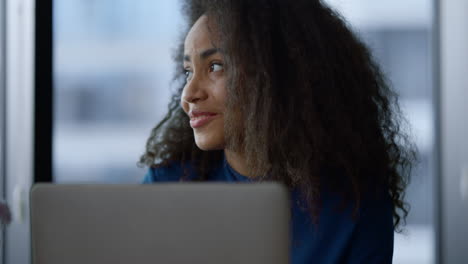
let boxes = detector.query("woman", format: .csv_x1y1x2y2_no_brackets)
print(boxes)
141,0,416,263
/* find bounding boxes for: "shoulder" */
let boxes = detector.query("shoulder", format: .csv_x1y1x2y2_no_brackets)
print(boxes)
308,190,394,263
142,162,193,183
290,190,394,263
344,193,394,263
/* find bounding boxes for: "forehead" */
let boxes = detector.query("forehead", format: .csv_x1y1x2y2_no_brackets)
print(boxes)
184,15,218,53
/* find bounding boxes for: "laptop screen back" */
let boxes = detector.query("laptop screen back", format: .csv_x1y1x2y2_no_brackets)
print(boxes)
30,183,290,264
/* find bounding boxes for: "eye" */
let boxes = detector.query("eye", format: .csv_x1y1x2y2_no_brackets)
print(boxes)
184,69,193,81
209,63,224,73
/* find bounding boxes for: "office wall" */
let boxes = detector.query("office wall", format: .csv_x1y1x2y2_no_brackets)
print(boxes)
439,0,468,262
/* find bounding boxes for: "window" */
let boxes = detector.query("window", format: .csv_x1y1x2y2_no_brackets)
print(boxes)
54,0,182,183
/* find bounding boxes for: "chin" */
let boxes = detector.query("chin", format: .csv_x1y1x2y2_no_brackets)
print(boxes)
194,135,224,151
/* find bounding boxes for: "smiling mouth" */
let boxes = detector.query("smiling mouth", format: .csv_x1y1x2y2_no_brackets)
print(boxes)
190,113,218,128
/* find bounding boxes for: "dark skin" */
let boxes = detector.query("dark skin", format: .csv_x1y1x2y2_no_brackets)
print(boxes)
182,15,250,177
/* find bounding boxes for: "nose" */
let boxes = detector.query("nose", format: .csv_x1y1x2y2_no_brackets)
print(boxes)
181,75,208,104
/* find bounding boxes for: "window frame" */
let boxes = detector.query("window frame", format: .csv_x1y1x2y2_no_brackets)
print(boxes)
34,0,53,183
0,0,7,261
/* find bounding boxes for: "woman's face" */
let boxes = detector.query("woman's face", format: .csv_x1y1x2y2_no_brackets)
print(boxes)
181,15,227,150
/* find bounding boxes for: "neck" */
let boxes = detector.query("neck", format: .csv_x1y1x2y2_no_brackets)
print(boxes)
224,149,253,178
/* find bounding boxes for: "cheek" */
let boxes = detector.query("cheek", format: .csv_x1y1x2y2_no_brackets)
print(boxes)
213,79,228,107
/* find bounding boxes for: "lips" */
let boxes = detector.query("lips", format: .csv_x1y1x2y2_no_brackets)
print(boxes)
189,111,219,128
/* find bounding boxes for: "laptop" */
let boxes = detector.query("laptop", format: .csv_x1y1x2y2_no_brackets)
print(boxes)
30,183,290,264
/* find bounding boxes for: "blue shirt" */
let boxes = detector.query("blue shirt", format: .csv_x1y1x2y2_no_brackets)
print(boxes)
142,157,394,264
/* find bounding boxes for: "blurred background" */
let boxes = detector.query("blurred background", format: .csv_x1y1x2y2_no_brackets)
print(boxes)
2,0,468,263
54,1,435,262
53,0,181,183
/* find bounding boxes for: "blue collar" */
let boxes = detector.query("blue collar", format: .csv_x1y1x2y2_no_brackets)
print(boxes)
222,156,253,182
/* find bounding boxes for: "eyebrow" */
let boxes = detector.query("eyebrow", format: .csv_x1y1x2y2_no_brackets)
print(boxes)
184,48,220,62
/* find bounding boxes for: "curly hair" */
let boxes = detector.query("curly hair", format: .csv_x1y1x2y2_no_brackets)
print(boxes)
140,0,417,231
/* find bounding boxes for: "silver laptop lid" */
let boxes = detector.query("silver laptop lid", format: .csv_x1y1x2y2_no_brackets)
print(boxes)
30,183,290,264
